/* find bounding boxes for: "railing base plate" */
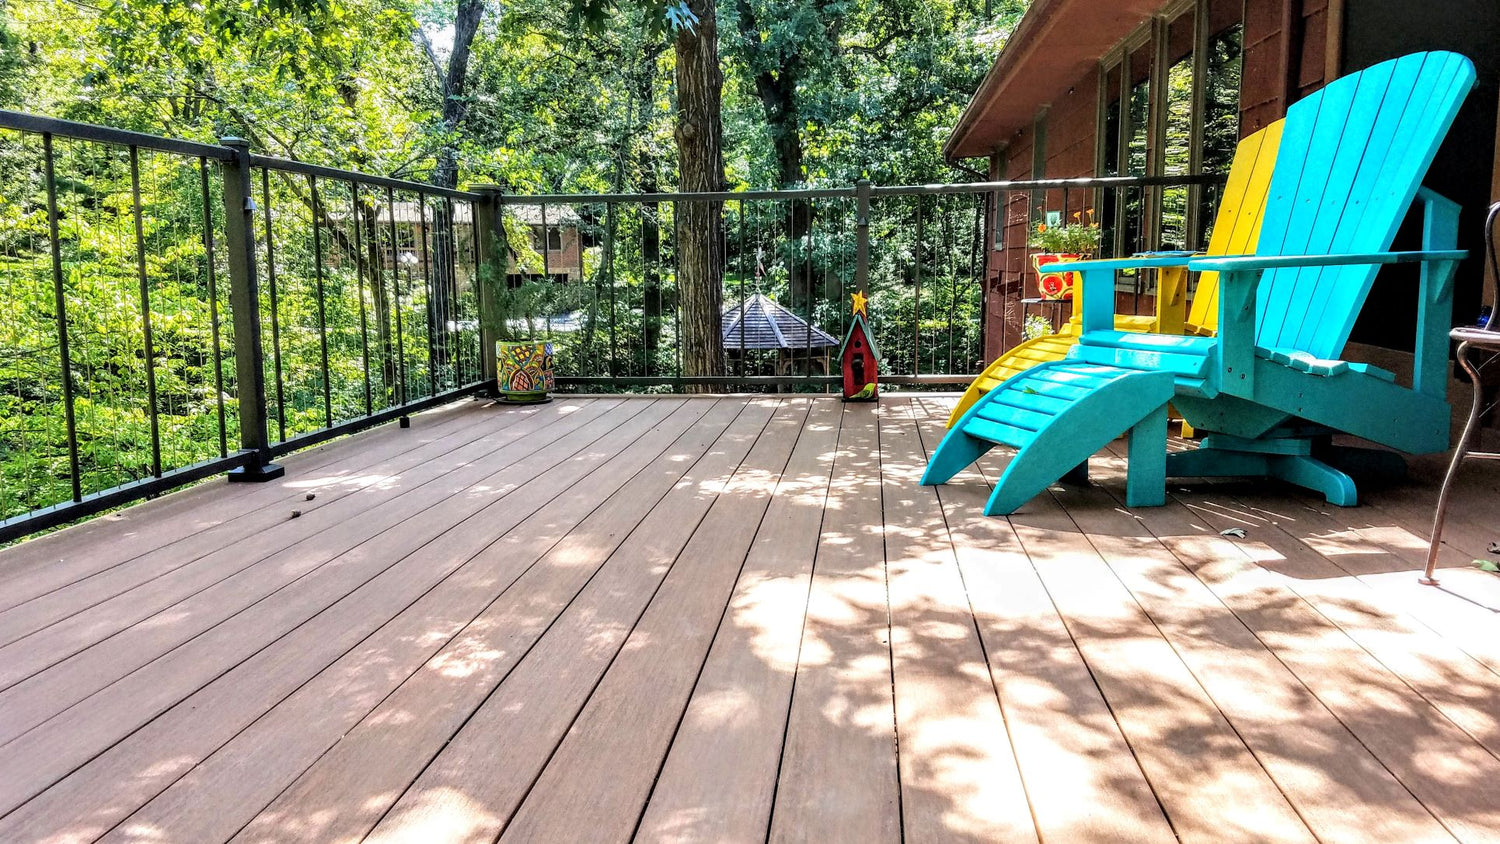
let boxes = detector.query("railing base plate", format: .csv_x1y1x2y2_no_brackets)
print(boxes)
227,462,286,483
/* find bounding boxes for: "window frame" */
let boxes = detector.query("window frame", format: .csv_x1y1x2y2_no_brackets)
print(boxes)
1096,0,1245,258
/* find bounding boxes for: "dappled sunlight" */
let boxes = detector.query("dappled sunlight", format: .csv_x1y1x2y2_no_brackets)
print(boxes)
13,397,1500,844
365,786,502,844
730,575,815,673
1301,529,1391,558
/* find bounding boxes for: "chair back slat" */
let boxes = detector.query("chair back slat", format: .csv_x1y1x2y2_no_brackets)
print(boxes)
1252,51,1475,358
1187,120,1284,332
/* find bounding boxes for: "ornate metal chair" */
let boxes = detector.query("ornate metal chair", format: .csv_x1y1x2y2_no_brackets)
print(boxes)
1423,201,1500,584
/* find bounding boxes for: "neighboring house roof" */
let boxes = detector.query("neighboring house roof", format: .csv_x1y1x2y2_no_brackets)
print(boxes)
504,204,583,226
722,293,839,350
381,201,473,224
944,0,1160,161
840,312,880,361
326,201,474,225
330,202,582,227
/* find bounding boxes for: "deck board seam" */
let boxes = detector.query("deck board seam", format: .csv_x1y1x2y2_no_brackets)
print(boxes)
624,399,816,842
1090,440,1464,839
1047,482,1327,842
917,396,1183,842
0,398,648,802
96,401,707,842
0,398,509,609
0,399,554,646
490,399,787,841
873,401,906,844
758,400,843,844
0,398,501,576
201,398,726,844
346,398,766,839
0,398,629,701
902,397,1045,840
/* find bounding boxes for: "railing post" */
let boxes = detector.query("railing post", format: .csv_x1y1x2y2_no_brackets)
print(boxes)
471,183,504,396
855,179,871,296
220,137,284,481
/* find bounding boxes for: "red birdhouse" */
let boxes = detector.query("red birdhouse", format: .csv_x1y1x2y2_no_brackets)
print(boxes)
840,299,880,401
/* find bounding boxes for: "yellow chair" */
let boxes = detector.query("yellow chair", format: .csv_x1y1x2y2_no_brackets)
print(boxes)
946,120,1284,427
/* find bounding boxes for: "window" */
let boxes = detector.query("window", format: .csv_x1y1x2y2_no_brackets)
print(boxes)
1097,0,1245,256
531,226,564,251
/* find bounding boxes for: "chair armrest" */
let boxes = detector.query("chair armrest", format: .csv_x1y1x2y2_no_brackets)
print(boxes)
1190,250,1466,273
1051,255,1197,272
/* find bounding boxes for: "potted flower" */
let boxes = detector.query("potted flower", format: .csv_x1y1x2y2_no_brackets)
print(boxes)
1028,210,1101,300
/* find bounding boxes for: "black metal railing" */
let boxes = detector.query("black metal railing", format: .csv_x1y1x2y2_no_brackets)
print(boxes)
0,112,490,541
499,172,1227,391
0,108,1224,541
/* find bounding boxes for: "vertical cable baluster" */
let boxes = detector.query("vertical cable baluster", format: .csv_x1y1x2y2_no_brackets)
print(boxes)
349,181,372,415
968,193,983,375
948,194,964,374
128,147,162,478
913,195,923,376
607,201,618,378
464,198,479,384
640,203,649,378
415,192,437,396
308,175,334,426
260,169,286,441
805,197,814,387
200,157,227,457
43,134,81,502
738,199,746,378
385,186,407,406
541,202,551,337
673,201,681,381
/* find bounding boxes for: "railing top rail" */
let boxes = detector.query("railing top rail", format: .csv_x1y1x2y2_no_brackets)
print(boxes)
494,186,860,204
484,172,1229,205
0,109,235,160
250,154,481,201
868,173,1229,196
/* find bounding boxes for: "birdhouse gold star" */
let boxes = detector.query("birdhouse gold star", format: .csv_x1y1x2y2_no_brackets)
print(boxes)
850,290,868,317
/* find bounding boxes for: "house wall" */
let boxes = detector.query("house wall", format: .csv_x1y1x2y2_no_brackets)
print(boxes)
980,0,1500,355
508,225,585,282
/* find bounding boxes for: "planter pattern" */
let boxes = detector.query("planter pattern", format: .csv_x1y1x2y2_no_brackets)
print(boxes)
1031,252,1086,300
497,340,555,397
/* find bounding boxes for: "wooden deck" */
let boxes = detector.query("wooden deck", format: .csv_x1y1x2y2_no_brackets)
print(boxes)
2,394,1499,843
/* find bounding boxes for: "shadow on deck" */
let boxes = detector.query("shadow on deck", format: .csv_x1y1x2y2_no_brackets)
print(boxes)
0,395,1498,843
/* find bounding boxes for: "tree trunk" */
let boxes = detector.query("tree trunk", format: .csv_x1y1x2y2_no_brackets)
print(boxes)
673,0,727,384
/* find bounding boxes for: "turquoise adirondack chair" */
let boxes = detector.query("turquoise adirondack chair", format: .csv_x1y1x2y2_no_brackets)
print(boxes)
925,51,1475,515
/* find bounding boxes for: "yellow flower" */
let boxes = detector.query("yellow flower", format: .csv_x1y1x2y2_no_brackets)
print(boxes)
1036,223,1047,233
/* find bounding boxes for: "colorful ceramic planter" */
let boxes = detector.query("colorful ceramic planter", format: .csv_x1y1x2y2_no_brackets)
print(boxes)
496,339,555,403
1030,252,1086,300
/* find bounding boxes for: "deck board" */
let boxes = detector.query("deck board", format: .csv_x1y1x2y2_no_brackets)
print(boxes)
769,402,902,844
1,395,1499,843
876,401,1037,843
630,399,839,843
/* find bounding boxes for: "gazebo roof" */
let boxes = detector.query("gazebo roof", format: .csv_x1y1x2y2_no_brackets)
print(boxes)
721,293,838,351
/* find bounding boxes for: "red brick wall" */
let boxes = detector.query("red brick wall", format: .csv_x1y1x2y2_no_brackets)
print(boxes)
1242,0,1330,133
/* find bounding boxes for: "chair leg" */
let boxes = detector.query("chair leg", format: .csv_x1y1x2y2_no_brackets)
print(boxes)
1125,403,1169,508
1266,454,1358,506
1424,342,1485,585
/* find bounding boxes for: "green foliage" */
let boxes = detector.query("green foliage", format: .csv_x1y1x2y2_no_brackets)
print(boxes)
0,0,1029,521
1028,217,1101,255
